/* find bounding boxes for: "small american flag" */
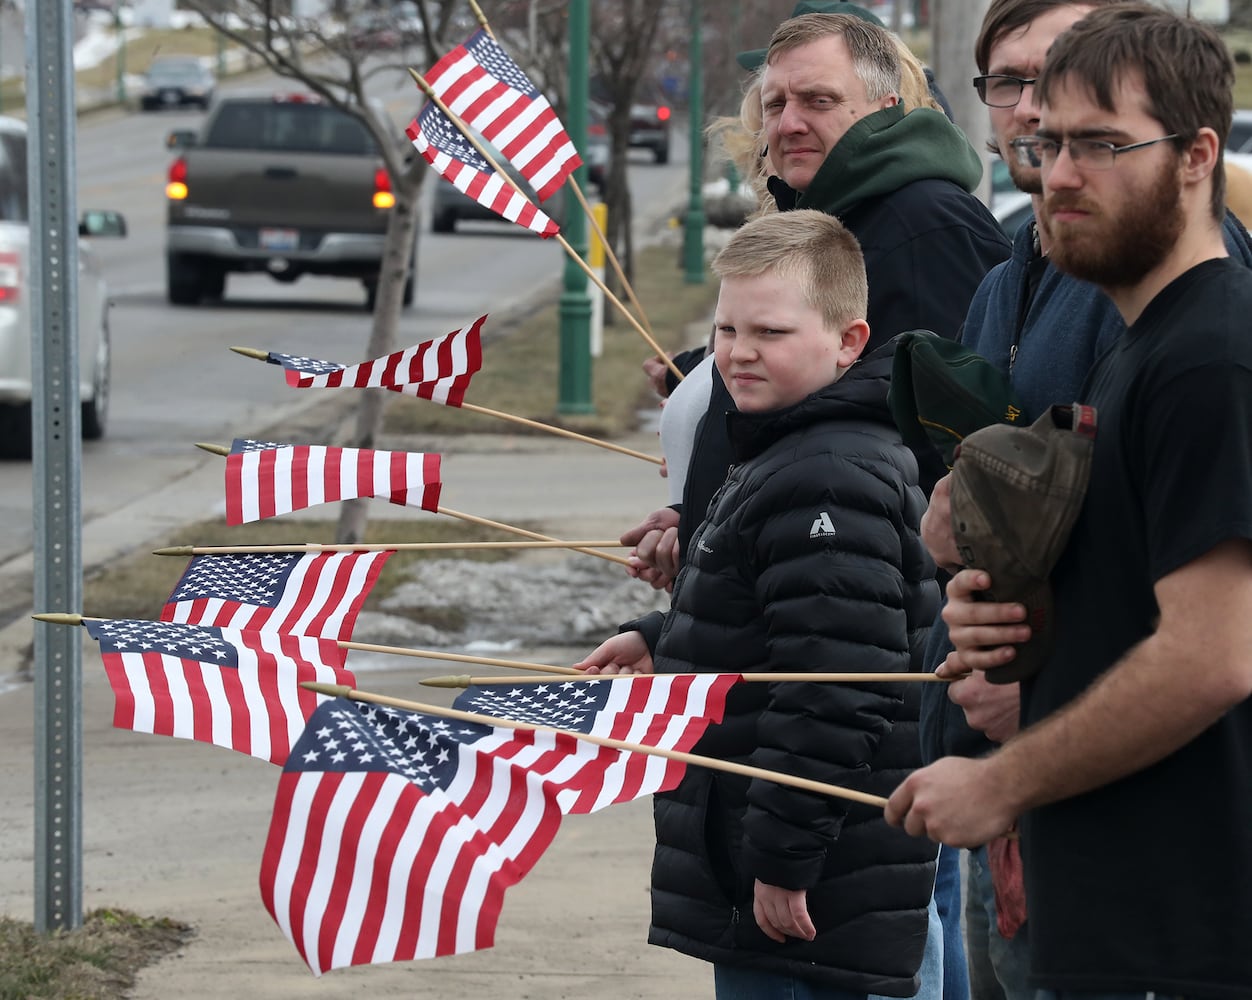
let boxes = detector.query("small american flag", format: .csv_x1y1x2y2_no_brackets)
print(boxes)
405,104,558,238
161,550,390,643
423,30,581,203
265,317,485,406
260,674,736,974
225,441,442,525
85,617,353,766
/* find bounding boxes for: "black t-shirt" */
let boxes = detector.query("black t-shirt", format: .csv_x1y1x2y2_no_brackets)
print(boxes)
1021,258,1252,997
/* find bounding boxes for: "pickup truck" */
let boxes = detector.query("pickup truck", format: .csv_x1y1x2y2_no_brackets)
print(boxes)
165,92,413,311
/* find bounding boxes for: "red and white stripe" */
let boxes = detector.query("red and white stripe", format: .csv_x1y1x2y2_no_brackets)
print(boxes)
424,37,580,202
161,550,390,642
260,761,560,972
287,317,485,406
226,446,442,525
102,629,351,766
405,118,558,238
464,674,739,815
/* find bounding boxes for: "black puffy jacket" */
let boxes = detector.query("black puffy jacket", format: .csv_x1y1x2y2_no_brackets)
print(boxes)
644,347,941,996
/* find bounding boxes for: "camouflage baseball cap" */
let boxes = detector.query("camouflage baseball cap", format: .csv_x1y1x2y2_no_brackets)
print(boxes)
950,403,1097,684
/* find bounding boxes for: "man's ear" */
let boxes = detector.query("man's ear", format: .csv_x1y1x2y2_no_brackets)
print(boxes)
881,93,901,110
1183,127,1221,185
837,319,872,368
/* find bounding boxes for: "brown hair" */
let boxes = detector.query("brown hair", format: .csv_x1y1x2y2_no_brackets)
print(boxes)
975,0,1119,74
766,13,901,102
1036,2,1233,219
712,210,868,330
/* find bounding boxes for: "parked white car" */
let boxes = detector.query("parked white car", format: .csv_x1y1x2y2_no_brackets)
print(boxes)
0,116,127,460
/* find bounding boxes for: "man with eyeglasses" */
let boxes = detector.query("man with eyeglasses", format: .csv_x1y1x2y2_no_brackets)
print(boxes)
917,3,1124,1000
889,6,1252,999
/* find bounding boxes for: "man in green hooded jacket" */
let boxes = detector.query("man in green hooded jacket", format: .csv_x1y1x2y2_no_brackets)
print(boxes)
761,11,1009,346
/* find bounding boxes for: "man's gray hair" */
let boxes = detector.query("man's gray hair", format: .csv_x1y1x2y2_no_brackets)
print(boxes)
766,13,902,101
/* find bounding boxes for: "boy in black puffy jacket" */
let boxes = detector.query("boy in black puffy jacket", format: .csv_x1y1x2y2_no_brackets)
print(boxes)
576,210,940,999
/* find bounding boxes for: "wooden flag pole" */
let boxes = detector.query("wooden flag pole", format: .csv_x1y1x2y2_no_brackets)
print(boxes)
228,347,662,466
456,402,662,465
194,443,631,567
422,671,949,688
407,68,683,383
461,0,658,341
336,642,581,676
303,680,889,809
154,539,625,557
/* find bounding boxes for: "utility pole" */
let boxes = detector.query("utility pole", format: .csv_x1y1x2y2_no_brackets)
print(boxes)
930,0,992,203
682,0,704,284
557,0,594,414
114,4,127,105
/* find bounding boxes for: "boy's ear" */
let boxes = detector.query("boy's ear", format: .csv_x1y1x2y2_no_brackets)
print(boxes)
836,319,871,368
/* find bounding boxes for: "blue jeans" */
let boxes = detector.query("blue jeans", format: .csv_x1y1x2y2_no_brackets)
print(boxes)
966,845,1031,1000
714,966,867,1000
935,844,970,1000
1036,992,1190,1000
714,894,946,1000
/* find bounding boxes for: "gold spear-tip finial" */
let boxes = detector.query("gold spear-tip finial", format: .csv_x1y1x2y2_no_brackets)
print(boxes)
300,681,355,698
32,612,85,626
230,346,270,360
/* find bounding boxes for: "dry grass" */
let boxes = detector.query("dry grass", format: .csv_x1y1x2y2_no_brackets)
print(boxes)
382,242,718,438
0,909,193,1000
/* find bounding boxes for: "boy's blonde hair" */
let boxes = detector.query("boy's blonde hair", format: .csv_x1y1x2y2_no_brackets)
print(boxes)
712,210,867,331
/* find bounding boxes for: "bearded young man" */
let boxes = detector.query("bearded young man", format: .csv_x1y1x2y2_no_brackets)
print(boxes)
916,2,1252,999
888,6,1252,997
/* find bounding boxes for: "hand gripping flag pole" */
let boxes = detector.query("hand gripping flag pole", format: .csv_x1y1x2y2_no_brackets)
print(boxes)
303,680,891,810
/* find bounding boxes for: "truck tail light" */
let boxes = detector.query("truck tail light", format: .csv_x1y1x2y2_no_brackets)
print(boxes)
166,156,189,200
0,251,19,303
373,166,395,209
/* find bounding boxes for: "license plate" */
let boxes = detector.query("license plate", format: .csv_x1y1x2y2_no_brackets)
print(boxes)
161,89,180,104
259,228,299,251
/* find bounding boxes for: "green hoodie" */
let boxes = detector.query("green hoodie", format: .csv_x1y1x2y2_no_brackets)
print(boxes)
791,104,985,218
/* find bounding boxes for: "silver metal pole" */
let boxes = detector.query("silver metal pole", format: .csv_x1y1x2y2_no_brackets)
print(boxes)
27,0,83,934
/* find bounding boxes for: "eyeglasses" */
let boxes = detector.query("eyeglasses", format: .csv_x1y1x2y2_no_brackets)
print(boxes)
1009,133,1181,170
973,74,1036,108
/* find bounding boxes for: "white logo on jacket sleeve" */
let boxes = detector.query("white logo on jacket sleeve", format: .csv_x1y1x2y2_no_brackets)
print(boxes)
809,512,837,538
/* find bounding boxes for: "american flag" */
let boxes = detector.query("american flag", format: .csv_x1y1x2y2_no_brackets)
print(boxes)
161,550,390,643
225,441,442,525
260,674,736,974
423,30,581,203
265,317,485,406
85,617,353,766
405,105,558,238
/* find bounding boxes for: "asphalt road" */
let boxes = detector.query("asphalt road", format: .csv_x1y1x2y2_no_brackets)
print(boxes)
0,61,689,650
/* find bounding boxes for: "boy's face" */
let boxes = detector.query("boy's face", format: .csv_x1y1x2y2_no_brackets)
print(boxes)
713,271,866,413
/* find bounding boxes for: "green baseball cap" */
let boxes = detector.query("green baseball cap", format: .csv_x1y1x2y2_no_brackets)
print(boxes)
736,2,887,71
888,330,1026,471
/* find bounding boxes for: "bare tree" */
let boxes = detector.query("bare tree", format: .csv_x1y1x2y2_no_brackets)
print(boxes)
182,0,468,543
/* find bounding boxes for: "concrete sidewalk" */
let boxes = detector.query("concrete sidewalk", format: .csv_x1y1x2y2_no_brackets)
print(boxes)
0,425,718,998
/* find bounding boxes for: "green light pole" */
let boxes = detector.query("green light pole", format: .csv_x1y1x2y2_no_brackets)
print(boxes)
557,0,594,414
114,6,127,104
682,0,705,284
